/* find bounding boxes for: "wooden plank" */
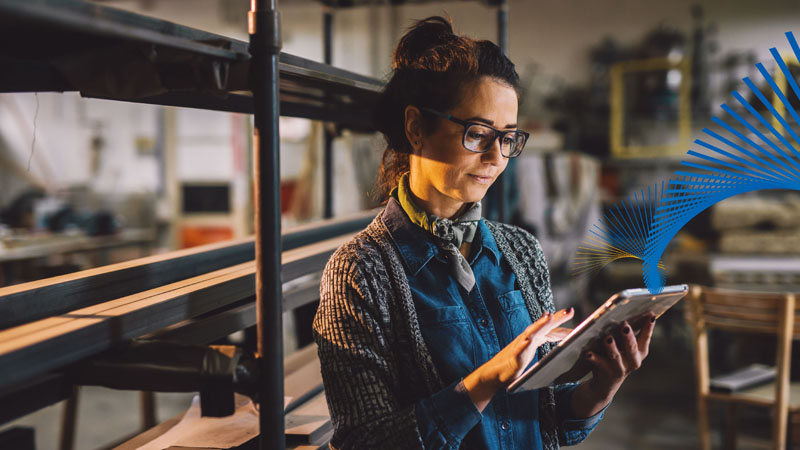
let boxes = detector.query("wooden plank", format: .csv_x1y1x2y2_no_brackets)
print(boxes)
0,234,349,390
1,234,341,345
0,238,254,330
0,263,255,390
285,392,331,446
145,302,256,345
702,291,786,308
0,263,253,343
143,274,321,345
706,391,775,408
281,235,351,282
702,303,779,322
0,210,375,330
114,412,187,450
284,351,323,414
704,317,780,334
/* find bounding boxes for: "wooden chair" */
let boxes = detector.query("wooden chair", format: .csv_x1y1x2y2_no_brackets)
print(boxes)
685,285,800,450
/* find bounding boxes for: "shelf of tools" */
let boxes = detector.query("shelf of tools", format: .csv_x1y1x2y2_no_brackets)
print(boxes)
0,0,385,449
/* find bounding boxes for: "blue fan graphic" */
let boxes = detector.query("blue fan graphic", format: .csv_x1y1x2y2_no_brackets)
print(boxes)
577,31,800,294
574,182,667,281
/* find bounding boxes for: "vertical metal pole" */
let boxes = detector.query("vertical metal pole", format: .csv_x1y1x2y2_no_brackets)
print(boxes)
59,385,79,450
495,0,509,222
323,7,334,218
497,0,508,57
248,1,284,449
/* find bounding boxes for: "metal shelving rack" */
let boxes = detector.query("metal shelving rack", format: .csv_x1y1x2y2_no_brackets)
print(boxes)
0,1,383,449
0,0,516,448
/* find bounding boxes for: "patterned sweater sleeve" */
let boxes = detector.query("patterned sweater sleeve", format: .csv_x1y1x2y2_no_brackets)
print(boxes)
313,247,480,450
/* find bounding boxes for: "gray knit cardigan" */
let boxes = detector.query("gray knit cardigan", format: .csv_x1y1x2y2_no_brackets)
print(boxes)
313,209,564,450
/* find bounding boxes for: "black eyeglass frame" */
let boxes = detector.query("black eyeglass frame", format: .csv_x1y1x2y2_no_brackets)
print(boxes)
420,106,530,158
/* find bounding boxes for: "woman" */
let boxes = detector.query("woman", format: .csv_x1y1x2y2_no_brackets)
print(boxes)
313,16,655,450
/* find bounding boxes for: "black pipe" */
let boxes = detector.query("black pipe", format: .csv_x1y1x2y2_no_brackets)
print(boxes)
324,8,333,65
495,0,509,222
323,8,334,218
248,0,284,449
497,0,508,56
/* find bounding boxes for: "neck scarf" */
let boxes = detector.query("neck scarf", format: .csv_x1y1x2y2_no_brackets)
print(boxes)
391,172,482,292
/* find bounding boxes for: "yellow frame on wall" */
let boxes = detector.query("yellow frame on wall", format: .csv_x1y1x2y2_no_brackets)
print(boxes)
609,57,692,158
771,52,799,133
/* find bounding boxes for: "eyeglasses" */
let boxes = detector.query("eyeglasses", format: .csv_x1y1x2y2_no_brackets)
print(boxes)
421,107,529,158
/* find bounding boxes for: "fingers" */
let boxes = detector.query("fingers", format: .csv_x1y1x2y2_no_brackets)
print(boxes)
519,313,553,341
550,308,575,328
636,313,656,354
538,308,575,335
512,316,551,353
514,309,574,351
519,308,572,339
617,321,641,370
601,334,626,377
583,349,612,375
543,326,573,342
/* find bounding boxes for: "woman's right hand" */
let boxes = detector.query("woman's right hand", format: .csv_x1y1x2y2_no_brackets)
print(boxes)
463,308,575,412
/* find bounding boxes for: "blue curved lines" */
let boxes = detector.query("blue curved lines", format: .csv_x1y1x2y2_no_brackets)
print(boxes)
573,182,666,278
576,31,800,293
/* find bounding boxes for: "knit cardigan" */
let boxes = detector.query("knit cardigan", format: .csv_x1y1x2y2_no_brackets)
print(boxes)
313,209,565,450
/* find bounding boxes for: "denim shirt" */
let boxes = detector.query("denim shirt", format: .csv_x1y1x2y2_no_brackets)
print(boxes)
383,197,605,449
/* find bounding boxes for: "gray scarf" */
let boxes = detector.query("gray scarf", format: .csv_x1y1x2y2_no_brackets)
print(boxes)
391,173,482,292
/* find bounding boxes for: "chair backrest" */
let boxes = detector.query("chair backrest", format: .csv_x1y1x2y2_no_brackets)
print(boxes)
686,285,798,337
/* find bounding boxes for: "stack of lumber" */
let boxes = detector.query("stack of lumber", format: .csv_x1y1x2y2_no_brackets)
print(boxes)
0,210,377,447
712,194,800,254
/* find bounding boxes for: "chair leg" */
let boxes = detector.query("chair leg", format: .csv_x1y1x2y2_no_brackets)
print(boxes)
774,404,789,450
698,396,712,450
790,410,800,450
723,403,737,450
59,385,79,450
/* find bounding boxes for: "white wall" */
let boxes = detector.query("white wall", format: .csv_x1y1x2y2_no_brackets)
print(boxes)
0,93,161,196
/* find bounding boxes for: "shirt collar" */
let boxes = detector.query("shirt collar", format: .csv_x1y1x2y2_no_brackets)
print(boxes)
382,197,501,275
475,219,502,264
382,197,438,276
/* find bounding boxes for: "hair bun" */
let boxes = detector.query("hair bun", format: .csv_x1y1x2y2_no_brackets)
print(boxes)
392,16,466,71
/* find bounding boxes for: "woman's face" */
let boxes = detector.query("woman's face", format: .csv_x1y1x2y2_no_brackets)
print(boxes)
407,76,519,219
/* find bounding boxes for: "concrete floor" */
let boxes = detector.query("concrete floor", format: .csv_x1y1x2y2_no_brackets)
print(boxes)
1,325,779,450
3,389,194,450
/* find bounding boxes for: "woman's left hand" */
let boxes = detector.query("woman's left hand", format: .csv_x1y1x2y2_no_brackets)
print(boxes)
584,313,656,400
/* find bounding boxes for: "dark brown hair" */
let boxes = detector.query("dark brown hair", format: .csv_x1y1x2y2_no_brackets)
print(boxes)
371,15,522,203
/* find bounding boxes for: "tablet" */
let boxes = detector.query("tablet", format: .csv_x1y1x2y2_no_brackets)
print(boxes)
507,284,688,393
